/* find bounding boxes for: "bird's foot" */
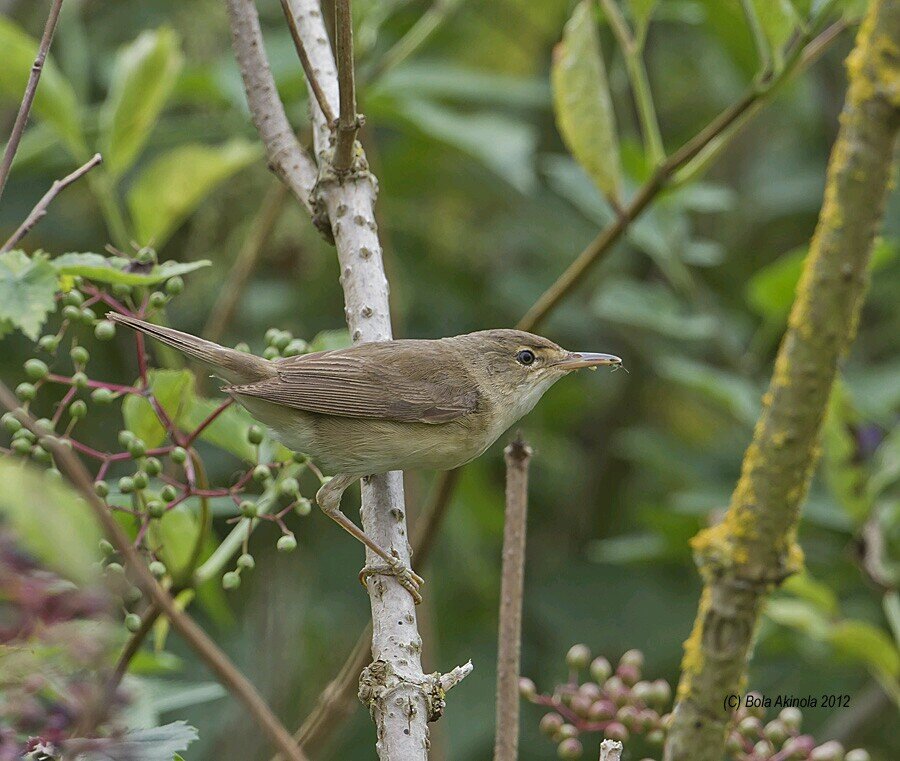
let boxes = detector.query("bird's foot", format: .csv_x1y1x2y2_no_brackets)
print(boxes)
359,557,424,604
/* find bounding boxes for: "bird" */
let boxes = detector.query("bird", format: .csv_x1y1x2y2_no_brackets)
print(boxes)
108,313,621,601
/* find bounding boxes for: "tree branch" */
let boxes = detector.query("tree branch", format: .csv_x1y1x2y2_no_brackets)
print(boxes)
224,0,319,221
493,436,532,761
0,383,309,761
1,153,102,252
0,0,65,203
332,0,361,172
664,3,900,759
279,0,337,126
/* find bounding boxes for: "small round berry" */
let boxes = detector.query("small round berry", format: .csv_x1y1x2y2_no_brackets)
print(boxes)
15,382,36,401
282,339,308,357
265,328,280,345
294,498,312,516
647,729,665,745
764,719,788,745
62,304,81,321
557,738,583,759
279,477,300,498
94,320,116,340
124,613,142,632
237,553,255,570
34,418,53,433
92,387,115,403
62,290,83,307
617,662,640,686
70,345,89,366
590,656,611,683
276,534,297,552
136,248,157,265
38,334,60,352
779,706,802,731
79,307,96,323
149,291,167,309
12,438,33,456
222,571,241,590
105,561,125,576
247,425,263,445
518,677,536,700
128,438,146,458
13,427,35,443
273,331,291,351
118,476,135,494
556,724,577,740
845,750,871,761
234,342,250,353
292,451,308,463
118,430,136,447
240,500,258,518
738,717,762,737
604,722,629,742
72,372,88,389
253,464,271,483
94,480,110,497
588,700,615,722
24,358,49,380
2,412,22,433
263,346,280,360
810,741,845,761
132,471,148,490
165,276,184,295
539,713,564,737
170,446,187,464
69,400,87,419
565,644,591,670
143,457,162,476
147,500,166,519
160,485,178,502
112,283,131,299
124,585,142,605
149,560,167,578
620,648,644,670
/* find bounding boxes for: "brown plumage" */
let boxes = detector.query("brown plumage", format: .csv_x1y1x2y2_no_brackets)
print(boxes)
108,313,621,601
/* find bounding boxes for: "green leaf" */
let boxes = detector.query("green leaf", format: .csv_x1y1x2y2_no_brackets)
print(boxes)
180,398,257,462
81,721,198,761
750,0,801,70
0,250,59,340
0,461,102,586
828,620,900,678
51,252,210,286
0,18,85,155
781,571,839,616
127,140,262,247
100,28,184,178
765,598,831,639
656,356,760,426
552,1,622,203
148,505,199,584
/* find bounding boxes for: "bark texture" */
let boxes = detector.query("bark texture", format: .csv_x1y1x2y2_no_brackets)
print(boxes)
665,3,900,760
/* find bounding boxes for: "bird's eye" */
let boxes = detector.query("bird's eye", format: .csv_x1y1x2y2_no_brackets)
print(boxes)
516,349,536,366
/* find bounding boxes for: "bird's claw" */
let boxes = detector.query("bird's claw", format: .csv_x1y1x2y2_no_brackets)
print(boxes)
359,558,424,604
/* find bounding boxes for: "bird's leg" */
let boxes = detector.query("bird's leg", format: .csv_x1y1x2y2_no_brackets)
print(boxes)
315,473,424,604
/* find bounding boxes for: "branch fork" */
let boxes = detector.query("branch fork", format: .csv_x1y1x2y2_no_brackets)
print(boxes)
358,660,473,724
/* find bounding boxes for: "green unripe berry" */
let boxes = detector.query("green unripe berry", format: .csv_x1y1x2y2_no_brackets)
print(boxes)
69,400,87,419
282,339,308,357
566,644,591,670
279,477,300,498
273,331,291,350
557,738,583,759
240,500,258,518
165,276,184,295
234,342,250,353
147,500,165,519
79,307,96,323
94,320,116,340
132,471,148,490
149,291,167,308
2,412,22,433
128,438,146,458
252,465,271,483
70,346,89,366
13,427,36,443
15,382,36,401
294,497,312,516
12,438,33,456
590,656,611,683
24,358,49,380
31,445,50,463
222,571,241,590
149,560,167,578
38,334,60,352
277,534,297,552
144,457,162,476
112,283,131,299
92,387,115,404
118,430,136,447
98,539,115,556
136,248,157,265
292,451,308,463
810,741,845,761
118,476,135,494
34,418,53,433
247,425,263,445
62,290,84,307
62,304,81,321
265,328,280,345
845,750,871,761
170,446,187,464
124,585,142,605
237,553,255,570
160,485,178,502
124,613,142,632
72,372,88,389
105,562,125,576
94,480,110,497
263,346,280,360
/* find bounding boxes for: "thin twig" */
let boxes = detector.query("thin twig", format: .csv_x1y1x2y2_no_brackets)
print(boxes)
493,436,532,761
0,0,66,203
518,18,847,332
279,0,337,126
0,383,308,761
1,153,102,252
332,0,360,172
108,602,161,692
203,182,288,342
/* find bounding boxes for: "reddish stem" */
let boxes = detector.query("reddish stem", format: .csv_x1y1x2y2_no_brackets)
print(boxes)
46,373,139,395
80,285,131,316
185,398,235,446
52,386,77,426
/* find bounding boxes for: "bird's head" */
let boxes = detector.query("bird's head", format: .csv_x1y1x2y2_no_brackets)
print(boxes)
454,329,621,420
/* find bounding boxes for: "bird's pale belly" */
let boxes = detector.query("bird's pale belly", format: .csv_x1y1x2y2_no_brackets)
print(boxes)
236,395,494,476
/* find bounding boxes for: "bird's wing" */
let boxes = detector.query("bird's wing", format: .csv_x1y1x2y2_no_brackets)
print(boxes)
224,342,480,424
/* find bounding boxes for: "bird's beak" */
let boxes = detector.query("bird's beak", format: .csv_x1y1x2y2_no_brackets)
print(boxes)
555,351,622,370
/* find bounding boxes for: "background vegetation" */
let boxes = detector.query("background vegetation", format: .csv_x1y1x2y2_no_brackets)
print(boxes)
0,0,897,759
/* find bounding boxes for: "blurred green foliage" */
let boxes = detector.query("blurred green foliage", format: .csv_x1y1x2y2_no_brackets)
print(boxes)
0,0,897,759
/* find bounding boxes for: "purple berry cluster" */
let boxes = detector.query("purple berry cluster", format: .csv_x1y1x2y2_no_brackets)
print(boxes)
522,645,873,761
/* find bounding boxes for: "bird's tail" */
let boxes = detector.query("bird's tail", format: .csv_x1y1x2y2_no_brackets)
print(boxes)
107,313,275,386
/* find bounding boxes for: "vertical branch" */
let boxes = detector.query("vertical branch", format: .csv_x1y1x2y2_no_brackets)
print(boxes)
333,0,361,172
0,0,66,202
664,3,900,760
493,436,532,761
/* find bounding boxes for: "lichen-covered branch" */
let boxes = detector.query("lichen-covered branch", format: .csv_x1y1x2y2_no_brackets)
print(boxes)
664,4,899,760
